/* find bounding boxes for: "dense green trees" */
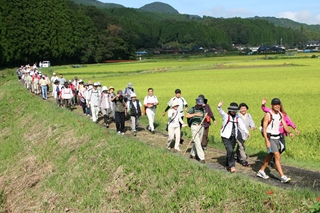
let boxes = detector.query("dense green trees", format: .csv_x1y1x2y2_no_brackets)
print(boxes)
0,0,314,67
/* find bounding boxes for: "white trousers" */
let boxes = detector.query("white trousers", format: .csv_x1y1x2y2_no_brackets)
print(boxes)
130,116,140,132
190,125,205,160
146,108,156,131
91,105,99,122
167,125,180,150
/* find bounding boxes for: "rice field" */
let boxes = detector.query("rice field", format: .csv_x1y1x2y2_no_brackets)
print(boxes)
47,53,320,164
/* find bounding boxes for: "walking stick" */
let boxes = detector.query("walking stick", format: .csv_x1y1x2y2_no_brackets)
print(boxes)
184,113,208,155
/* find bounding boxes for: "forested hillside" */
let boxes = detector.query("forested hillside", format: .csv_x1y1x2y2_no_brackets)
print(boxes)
139,2,179,14
0,0,312,67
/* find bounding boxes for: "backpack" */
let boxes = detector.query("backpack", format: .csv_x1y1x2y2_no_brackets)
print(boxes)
260,112,282,137
221,114,238,133
187,107,195,127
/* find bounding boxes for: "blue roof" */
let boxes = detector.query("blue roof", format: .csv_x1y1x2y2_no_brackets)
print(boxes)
135,51,148,55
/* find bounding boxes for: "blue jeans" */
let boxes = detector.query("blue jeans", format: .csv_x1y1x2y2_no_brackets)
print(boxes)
41,86,47,99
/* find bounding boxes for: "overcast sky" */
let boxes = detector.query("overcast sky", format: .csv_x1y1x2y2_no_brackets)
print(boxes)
102,0,320,25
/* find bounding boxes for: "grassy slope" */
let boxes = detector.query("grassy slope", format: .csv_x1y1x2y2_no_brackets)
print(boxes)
0,69,319,212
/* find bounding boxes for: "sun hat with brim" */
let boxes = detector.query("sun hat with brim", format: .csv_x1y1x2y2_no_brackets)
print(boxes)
88,81,92,85
271,98,281,105
84,83,89,86
196,97,204,105
109,86,114,90
79,79,83,83
97,81,101,86
198,94,208,104
53,73,56,75
127,82,133,88
227,102,239,112
172,100,179,107
239,102,249,110
93,82,99,86
130,93,137,98
101,86,108,92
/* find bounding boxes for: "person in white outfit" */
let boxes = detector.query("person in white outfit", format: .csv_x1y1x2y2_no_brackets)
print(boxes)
87,83,101,123
143,88,159,134
166,100,187,152
100,86,111,128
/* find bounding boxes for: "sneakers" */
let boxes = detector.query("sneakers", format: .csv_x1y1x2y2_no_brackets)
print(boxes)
151,130,155,134
241,161,250,167
202,146,207,150
173,148,180,153
133,131,136,136
257,170,270,179
117,131,121,135
281,175,291,183
121,132,125,135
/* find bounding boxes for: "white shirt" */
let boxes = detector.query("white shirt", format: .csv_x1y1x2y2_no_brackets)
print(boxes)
168,109,184,128
167,97,187,115
143,95,158,106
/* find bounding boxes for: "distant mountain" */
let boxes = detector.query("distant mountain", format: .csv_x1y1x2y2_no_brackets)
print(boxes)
251,16,320,40
71,0,124,8
139,2,179,14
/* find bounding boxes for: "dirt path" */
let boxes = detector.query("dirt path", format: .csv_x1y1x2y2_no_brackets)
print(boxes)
44,95,320,192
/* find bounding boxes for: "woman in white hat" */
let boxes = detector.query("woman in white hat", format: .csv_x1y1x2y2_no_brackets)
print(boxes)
166,100,187,152
51,72,58,97
100,86,111,128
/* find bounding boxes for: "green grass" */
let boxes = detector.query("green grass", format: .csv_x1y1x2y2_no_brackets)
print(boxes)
1,64,320,212
49,54,320,170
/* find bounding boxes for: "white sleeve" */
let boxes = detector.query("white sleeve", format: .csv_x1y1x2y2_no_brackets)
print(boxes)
143,96,148,105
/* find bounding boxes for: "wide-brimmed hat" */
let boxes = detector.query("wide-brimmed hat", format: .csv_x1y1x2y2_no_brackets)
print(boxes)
101,86,108,91
109,86,114,90
79,79,83,83
53,72,56,75
130,93,137,98
96,81,101,86
227,102,239,112
74,76,78,80
84,83,89,86
198,94,208,104
93,82,99,86
172,100,179,107
196,97,204,105
68,80,72,83
127,82,133,88
239,102,249,110
271,98,281,105
88,81,92,85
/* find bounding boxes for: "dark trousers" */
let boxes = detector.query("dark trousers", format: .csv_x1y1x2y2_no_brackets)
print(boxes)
104,114,109,124
280,134,286,154
201,127,209,146
222,136,237,168
115,112,125,132
81,102,86,114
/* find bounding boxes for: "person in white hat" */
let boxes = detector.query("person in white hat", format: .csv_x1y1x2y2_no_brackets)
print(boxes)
123,82,136,102
100,86,111,128
87,82,101,122
166,100,187,152
127,93,143,136
143,88,159,134
50,73,58,97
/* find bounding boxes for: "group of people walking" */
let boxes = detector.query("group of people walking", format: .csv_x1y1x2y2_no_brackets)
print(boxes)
17,68,299,183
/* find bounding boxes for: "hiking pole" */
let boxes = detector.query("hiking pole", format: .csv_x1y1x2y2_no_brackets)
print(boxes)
184,113,208,155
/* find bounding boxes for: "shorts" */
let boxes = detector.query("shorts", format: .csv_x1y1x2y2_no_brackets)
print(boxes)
269,139,280,153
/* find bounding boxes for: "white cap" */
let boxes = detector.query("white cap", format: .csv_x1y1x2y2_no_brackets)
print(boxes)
130,93,137,98
101,86,108,91
172,100,179,107
93,82,99,86
53,72,56,75
79,79,83,83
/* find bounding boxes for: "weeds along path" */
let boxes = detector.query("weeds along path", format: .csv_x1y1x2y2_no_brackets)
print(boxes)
44,95,320,192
